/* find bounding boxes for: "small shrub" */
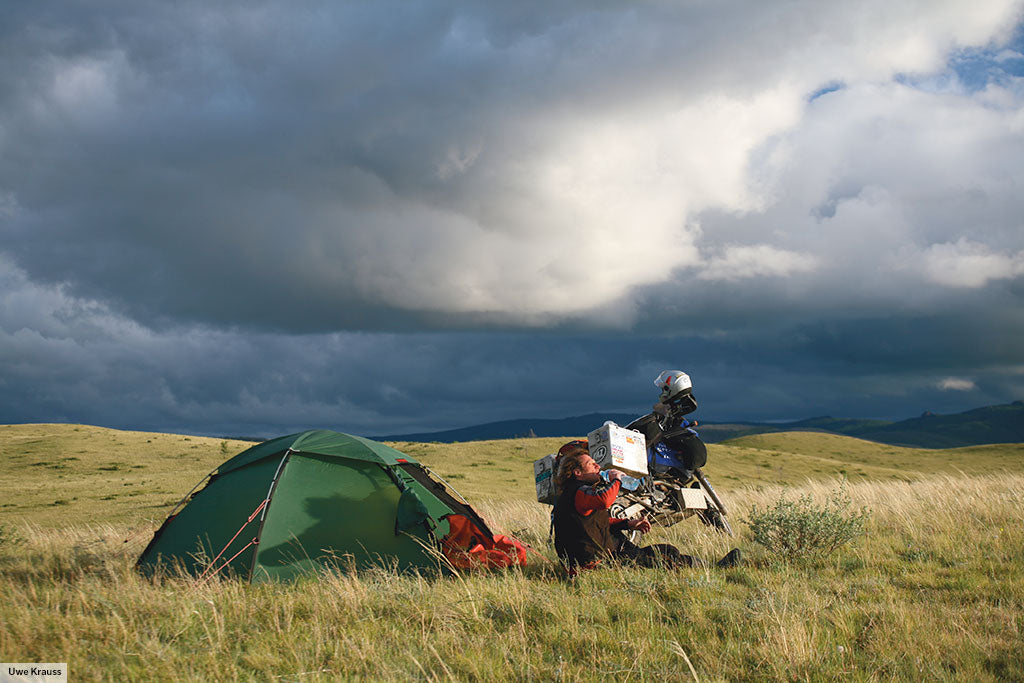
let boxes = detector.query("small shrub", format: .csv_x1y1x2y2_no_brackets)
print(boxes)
744,486,870,563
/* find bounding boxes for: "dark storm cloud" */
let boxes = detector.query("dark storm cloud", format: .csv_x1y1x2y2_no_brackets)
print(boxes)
3,0,1021,330
3,254,1019,436
0,264,668,435
1,1,1023,434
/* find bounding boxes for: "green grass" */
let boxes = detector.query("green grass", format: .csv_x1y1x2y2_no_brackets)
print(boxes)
0,424,256,527
722,431,1023,478
1,423,1023,680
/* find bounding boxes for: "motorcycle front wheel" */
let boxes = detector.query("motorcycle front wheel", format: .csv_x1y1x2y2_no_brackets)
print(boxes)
697,505,734,536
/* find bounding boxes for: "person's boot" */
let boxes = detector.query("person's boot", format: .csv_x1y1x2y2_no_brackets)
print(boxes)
716,548,742,568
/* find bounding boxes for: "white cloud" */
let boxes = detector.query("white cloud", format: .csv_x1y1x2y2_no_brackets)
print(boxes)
676,70,1024,316
697,245,818,281
436,143,482,180
938,377,977,391
920,239,1024,288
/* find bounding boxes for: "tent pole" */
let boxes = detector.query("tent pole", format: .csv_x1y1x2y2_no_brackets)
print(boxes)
146,464,219,528
245,448,294,583
423,466,472,506
131,464,223,561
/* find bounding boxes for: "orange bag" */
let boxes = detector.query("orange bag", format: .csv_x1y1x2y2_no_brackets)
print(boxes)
440,514,528,569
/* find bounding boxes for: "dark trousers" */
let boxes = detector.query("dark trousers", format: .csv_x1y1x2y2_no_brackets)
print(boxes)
616,537,701,569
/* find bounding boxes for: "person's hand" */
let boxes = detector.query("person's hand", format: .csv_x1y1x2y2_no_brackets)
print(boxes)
627,517,652,533
606,469,624,482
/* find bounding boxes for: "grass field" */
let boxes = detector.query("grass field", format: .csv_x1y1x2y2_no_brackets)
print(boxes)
1,423,1022,680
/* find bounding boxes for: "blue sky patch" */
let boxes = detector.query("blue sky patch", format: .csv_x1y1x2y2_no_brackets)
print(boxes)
809,81,845,101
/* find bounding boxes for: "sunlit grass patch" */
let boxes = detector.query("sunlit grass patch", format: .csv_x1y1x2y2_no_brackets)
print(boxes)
1,426,1023,679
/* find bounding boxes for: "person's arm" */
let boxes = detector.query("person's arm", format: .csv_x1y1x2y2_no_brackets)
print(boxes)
610,516,652,533
573,479,621,515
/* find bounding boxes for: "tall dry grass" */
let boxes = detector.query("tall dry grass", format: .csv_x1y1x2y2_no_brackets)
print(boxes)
2,472,1022,680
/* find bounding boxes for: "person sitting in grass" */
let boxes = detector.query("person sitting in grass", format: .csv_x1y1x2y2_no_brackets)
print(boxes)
551,440,741,575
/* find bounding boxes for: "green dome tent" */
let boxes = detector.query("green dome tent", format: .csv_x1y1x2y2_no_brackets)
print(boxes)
137,430,525,582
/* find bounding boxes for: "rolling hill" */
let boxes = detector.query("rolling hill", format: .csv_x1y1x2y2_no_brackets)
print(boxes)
2,422,1021,528
373,401,1024,448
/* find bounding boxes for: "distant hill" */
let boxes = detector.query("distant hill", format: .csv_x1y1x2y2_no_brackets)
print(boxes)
838,402,1024,448
373,401,1024,448
370,412,639,443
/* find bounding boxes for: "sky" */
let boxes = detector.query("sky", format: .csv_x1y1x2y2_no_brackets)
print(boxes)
2,0,1023,438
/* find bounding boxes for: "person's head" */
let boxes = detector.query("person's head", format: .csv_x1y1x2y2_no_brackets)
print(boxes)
554,439,588,490
557,439,588,459
555,451,602,489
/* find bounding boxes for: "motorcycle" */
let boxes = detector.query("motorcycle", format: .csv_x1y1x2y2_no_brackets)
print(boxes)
610,377,733,541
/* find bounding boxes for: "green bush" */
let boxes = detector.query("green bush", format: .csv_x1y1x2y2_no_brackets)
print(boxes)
744,486,870,563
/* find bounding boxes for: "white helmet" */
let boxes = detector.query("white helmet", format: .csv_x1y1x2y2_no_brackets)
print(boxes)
654,370,692,402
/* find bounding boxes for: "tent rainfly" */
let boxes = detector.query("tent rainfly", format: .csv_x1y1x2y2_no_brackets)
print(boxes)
137,430,526,581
